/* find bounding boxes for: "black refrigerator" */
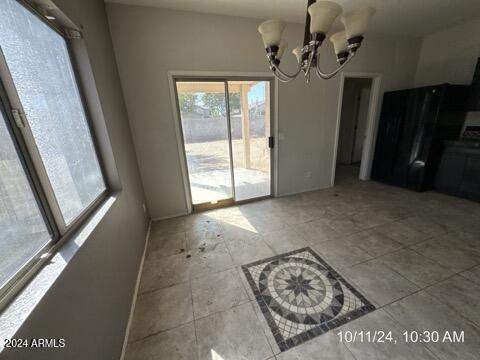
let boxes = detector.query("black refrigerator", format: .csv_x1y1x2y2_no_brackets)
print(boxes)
371,84,468,191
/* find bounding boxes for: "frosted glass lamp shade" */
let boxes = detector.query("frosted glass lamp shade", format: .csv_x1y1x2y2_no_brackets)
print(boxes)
340,7,376,39
277,40,288,59
292,47,302,63
307,1,342,34
258,19,286,47
329,31,348,55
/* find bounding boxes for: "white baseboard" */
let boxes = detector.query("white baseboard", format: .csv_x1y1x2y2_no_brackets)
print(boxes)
119,220,151,360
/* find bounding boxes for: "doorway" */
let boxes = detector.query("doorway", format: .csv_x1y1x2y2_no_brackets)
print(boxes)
173,78,273,210
334,76,375,184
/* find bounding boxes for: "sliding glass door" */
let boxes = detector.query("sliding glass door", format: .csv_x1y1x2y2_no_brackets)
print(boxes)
176,81,234,205
175,79,272,209
228,81,271,201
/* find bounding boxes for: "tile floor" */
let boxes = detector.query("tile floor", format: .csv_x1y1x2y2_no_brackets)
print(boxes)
125,171,480,360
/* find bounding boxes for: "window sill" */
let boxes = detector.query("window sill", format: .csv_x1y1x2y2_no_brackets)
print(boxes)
0,196,117,352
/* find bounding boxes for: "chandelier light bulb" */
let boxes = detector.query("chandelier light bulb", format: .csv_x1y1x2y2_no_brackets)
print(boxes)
277,40,289,59
307,1,343,34
292,47,303,63
340,7,376,40
258,19,286,47
329,30,348,55
329,30,349,64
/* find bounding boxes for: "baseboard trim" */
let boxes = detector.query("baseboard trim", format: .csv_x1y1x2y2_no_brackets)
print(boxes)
151,211,189,221
278,185,332,198
119,219,152,360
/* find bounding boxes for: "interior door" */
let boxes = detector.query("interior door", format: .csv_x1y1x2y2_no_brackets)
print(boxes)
352,87,371,163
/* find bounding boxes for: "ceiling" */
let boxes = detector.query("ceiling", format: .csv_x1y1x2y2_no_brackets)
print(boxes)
105,0,480,37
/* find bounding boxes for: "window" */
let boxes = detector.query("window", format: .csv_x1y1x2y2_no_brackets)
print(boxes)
0,1,106,296
0,107,51,290
0,0,106,225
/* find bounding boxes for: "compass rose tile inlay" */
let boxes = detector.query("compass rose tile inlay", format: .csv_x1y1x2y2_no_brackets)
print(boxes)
242,247,375,351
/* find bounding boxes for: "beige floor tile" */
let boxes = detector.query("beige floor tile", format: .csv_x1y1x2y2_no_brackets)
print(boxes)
400,216,451,237
385,291,480,360
129,282,193,342
373,220,431,246
380,248,455,287
323,202,358,216
195,302,274,360
276,331,354,360
440,230,480,253
192,268,249,319
294,219,339,245
411,236,480,272
312,239,373,269
221,220,261,240
139,253,190,292
225,234,274,265
343,229,404,257
261,228,309,254
426,275,480,327
125,322,197,360
184,212,222,232
460,265,480,285
350,211,393,229
319,216,363,236
146,232,186,259
341,259,419,306
283,209,320,226
150,217,186,236
186,228,223,250
188,241,234,278
248,214,291,234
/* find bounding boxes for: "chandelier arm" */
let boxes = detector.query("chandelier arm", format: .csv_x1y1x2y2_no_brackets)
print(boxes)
272,69,293,83
304,50,315,79
269,64,292,82
269,58,303,80
315,51,356,80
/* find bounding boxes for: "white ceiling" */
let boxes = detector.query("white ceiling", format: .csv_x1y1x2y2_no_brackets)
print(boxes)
105,0,480,37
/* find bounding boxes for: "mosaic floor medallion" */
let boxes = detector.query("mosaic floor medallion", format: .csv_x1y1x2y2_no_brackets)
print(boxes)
242,247,375,351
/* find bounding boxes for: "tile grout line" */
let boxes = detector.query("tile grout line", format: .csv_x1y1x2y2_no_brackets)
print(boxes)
246,300,278,358
188,278,199,359
128,319,196,345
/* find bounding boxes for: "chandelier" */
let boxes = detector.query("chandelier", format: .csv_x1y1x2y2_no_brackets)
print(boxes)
258,1,375,82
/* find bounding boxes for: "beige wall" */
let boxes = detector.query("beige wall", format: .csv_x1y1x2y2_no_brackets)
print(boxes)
106,4,422,219
415,17,480,86
1,1,149,359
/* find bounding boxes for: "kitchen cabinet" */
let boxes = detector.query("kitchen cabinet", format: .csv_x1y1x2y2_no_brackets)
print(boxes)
435,141,480,201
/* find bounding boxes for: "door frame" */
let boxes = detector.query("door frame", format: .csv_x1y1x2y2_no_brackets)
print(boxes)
168,71,279,213
331,72,382,184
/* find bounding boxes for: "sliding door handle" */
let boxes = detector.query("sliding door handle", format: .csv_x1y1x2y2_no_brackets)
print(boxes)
268,136,274,148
